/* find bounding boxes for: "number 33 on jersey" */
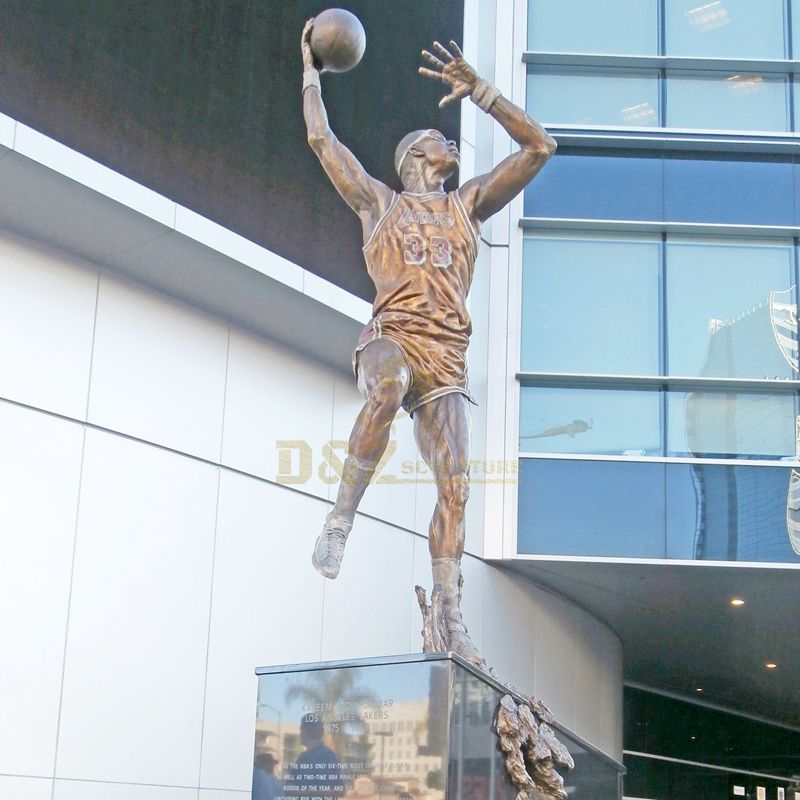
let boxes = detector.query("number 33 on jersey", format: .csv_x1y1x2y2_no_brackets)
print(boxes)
362,189,480,332
402,232,453,268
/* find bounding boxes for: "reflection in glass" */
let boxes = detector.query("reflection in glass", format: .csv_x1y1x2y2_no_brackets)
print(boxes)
664,155,794,226
665,0,786,59
523,152,663,221
526,68,659,127
520,386,662,455
665,239,796,378
254,656,623,800
668,463,800,562
521,235,660,375
517,458,667,557
518,459,800,562
525,152,796,227
666,71,788,132
667,390,797,460
528,0,658,54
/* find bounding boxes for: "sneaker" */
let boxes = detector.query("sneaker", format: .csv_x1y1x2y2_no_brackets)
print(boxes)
446,621,487,670
311,516,351,579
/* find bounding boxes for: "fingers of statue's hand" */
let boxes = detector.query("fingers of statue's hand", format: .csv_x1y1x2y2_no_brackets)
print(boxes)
432,41,455,61
421,49,446,69
419,66,445,82
302,18,314,43
449,40,464,59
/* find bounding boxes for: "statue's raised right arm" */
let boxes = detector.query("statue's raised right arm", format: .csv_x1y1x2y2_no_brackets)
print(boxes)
301,19,394,241
419,40,556,223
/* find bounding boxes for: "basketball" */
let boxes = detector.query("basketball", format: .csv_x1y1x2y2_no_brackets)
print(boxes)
310,9,366,73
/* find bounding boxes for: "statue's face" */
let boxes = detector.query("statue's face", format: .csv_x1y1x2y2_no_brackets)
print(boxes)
417,130,460,178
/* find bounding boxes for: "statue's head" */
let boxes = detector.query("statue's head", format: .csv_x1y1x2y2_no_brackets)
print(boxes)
394,129,459,188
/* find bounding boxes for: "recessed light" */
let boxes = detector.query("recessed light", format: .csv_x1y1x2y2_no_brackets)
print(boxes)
690,735,697,740
730,598,745,606
696,688,704,693
765,662,778,670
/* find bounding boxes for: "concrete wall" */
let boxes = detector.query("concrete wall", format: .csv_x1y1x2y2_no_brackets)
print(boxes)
0,222,622,799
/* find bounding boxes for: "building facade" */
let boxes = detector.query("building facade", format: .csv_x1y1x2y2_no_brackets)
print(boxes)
1,1,798,799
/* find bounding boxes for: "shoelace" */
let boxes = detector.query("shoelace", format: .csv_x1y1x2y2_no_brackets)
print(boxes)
320,528,348,561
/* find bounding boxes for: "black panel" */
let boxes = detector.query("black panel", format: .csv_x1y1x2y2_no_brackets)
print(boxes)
0,0,465,300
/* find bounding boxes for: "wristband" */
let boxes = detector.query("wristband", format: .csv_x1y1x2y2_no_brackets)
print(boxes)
302,69,321,93
471,79,501,112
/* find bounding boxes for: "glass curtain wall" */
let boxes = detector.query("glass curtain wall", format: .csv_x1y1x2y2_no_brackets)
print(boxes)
526,0,796,133
518,0,800,564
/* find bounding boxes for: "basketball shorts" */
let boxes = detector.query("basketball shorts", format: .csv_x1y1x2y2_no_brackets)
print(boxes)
352,313,476,416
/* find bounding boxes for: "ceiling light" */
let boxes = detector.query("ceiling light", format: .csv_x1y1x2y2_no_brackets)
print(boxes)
730,598,745,606
765,662,778,670
696,688,704,693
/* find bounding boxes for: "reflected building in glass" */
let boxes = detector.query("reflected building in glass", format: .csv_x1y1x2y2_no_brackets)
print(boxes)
685,289,800,561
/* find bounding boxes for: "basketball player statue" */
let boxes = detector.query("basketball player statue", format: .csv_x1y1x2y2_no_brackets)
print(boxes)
301,19,556,668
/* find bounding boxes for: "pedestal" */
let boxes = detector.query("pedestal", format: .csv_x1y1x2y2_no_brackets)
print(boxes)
253,653,621,800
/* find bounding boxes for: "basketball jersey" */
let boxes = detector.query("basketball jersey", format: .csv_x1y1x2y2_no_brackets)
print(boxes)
362,190,479,350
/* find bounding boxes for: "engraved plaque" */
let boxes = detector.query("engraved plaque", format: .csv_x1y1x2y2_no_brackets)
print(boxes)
253,653,622,800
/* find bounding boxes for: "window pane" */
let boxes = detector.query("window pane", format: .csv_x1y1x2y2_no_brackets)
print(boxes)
521,235,661,374
664,154,794,225
518,460,800,563
665,0,786,59
528,0,659,54
667,72,788,132
666,239,796,378
517,459,666,557
667,390,797,459
526,152,795,226
667,463,800,562
527,68,659,127
520,386,662,455
524,152,663,220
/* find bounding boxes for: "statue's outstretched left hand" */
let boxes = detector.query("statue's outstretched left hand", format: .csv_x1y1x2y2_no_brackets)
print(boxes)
419,41,479,108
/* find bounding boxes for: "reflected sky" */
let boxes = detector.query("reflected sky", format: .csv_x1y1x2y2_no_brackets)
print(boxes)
521,235,660,375
666,239,795,378
521,234,799,381
665,0,786,58
527,0,659,55
524,152,796,226
518,459,800,562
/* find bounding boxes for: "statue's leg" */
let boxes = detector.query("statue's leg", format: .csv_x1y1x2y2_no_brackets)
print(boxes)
312,338,410,579
413,393,484,667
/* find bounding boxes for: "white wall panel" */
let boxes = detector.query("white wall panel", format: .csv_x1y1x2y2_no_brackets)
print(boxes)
331,373,418,531
0,402,84,776
221,328,334,500
0,775,53,800
320,516,415,661
200,471,326,791
574,618,623,759
88,273,228,461
56,430,218,786
54,781,197,800
0,228,97,418
482,568,538,690
531,591,580,731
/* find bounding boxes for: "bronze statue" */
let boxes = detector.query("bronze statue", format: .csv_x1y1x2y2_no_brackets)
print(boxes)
301,19,556,668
